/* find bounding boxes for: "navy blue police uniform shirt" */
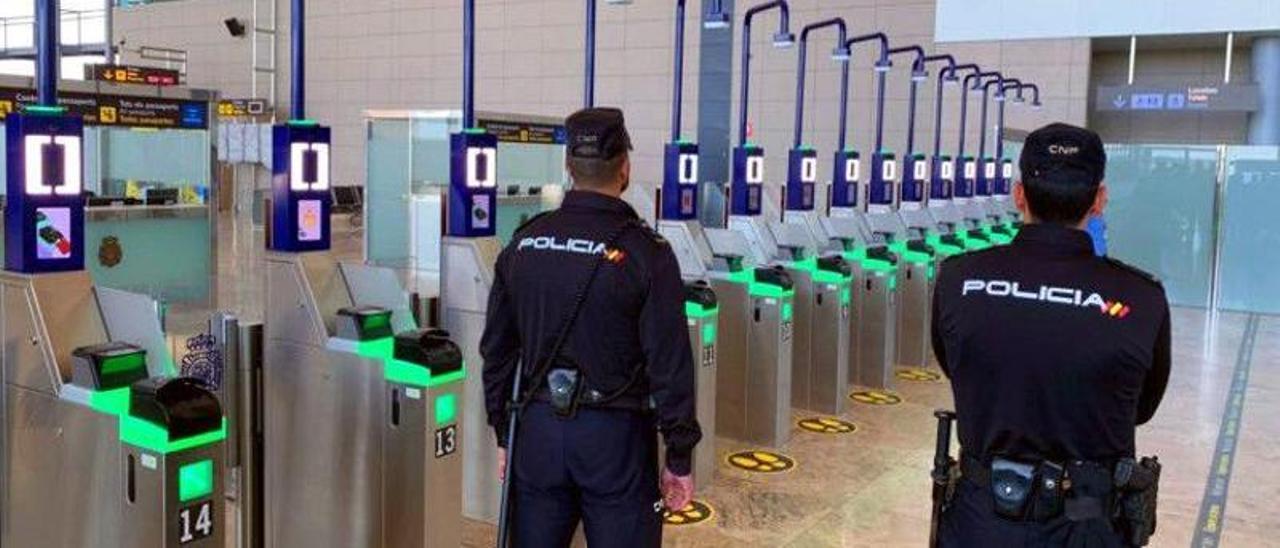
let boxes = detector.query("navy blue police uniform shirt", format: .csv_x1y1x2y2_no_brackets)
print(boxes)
480,190,703,475
932,223,1171,464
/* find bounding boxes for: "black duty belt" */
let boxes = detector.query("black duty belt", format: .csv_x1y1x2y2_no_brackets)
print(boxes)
531,386,650,412
961,454,1114,523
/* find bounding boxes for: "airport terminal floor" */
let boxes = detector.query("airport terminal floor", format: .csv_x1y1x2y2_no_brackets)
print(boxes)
198,220,1279,548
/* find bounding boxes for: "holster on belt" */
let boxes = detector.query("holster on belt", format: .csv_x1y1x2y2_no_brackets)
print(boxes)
1113,457,1161,547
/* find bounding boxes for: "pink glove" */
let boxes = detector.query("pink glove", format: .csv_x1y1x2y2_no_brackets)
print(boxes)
660,467,695,511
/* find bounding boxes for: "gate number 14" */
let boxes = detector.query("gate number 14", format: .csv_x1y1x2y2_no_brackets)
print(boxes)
178,500,214,544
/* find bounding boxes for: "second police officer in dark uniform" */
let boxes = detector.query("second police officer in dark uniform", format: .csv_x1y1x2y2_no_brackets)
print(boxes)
931,124,1171,547
481,108,701,547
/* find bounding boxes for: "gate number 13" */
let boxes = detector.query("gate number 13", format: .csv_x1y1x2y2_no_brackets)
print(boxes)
434,425,457,458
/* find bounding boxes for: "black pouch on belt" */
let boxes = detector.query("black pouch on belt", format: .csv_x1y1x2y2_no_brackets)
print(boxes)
991,458,1037,520
1032,461,1066,521
547,368,583,418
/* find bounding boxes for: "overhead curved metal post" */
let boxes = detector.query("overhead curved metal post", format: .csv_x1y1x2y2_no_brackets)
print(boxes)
585,0,597,107
670,0,688,140
738,0,794,146
959,70,1000,159
995,79,1023,161
463,0,476,127
793,18,848,148
887,45,927,154
36,0,60,106
978,74,1006,161
291,0,306,120
931,60,976,158
837,32,890,152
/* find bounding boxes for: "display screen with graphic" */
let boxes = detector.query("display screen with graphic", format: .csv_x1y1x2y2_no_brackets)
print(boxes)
298,200,323,242
35,207,73,260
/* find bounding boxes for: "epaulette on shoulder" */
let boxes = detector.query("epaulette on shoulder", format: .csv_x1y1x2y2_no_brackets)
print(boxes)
512,210,555,239
640,222,668,246
1103,256,1163,288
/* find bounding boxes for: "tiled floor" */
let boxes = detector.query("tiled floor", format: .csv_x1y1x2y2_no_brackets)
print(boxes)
206,216,1277,547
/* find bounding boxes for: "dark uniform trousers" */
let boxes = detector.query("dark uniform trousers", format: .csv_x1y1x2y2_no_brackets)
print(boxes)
512,402,663,547
940,479,1126,548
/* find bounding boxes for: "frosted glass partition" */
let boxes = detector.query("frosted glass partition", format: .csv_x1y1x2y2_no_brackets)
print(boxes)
365,118,414,270
100,127,211,198
1218,147,1280,314
1104,145,1219,308
364,110,569,294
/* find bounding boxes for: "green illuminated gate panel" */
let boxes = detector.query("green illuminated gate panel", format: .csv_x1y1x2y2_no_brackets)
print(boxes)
178,459,215,502
435,393,458,426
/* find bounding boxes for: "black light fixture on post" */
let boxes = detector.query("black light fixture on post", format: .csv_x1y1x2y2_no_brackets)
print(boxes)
223,17,247,38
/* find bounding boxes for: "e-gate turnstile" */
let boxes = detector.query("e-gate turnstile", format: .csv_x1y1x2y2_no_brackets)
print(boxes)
662,220,794,448
441,235,505,523
0,271,226,548
727,210,851,417
773,212,853,416
682,280,720,484
262,252,464,547
828,209,899,391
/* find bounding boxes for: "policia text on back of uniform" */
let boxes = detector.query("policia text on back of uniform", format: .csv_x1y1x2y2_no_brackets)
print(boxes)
480,108,702,548
929,124,1171,548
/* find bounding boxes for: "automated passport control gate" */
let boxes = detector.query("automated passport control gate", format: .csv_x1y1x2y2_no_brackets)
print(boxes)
0,271,227,548
215,254,465,547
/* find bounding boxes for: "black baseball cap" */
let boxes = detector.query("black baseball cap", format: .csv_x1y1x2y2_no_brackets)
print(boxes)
566,107,632,160
1019,123,1107,187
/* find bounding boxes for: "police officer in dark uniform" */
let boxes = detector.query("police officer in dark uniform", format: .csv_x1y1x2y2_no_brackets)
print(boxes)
481,108,701,547
931,123,1171,547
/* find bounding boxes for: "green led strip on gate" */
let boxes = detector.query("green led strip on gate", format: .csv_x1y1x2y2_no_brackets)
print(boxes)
726,269,796,299
702,322,717,345
121,417,227,455
781,302,794,322
358,337,467,389
87,388,227,454
287,119,319,127
841,287,852,305
24,105,67,116
684,302,719,319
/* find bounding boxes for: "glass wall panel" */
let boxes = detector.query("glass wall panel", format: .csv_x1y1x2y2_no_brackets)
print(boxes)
364,118,413,269
1218,146,1280,315
1103,145,1219,308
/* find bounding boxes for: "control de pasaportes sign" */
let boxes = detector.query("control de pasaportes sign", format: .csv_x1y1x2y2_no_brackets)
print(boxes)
0,87,209,129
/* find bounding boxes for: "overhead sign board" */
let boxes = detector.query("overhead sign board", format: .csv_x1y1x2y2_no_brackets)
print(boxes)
1095,85,1259,113
0,87,209,129
85,64,182,87
477,118,566,145
217,99,272,119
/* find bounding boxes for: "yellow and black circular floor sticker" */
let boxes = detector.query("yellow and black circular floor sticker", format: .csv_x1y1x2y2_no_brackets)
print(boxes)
896,367,943,383
797,416,857,434
664,500,714,526
849,389,903,406
726,450,796,473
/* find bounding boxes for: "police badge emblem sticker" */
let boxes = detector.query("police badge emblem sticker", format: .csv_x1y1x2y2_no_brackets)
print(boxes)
180,332,223,389
98,236,123,268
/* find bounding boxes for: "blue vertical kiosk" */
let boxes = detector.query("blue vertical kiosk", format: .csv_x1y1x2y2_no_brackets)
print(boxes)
778,17,853,416
924,61,981,256
652,0,721,486
261,1,465,545
823,32,899,394
2,1,226,546
438,0,507,526
715,0,798,449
